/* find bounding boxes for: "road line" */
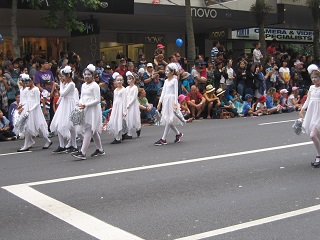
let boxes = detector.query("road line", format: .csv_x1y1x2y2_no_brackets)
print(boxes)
175,204,320,240
258,119,296,126
2,185,144,240
0,151,32,157
2,141,312,188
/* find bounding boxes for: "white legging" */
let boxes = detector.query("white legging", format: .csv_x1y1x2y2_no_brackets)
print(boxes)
162,124,179,140
22,130,50,150
310,128,320,156
58,129,77,148
81,126,103,155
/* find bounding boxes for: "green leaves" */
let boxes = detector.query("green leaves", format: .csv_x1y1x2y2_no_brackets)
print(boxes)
250,0,273,24
26,0,100,32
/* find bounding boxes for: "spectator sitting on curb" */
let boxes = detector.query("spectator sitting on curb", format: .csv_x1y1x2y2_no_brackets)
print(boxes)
266,87,282,114
288,86,302,111
279,88,292,112
178,94,193,122
203,84,218,119
138,88,156,124
256,95,268,115
240,94,261,117
186,85,206,119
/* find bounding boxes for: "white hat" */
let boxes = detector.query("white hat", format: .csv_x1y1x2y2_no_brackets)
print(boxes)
86,64,96,73
147,63,153,68
126,71,133,77
20,73,30,80
112,72,120,79
167,63,178,72
62,65,72,74
138,68,145,74
307,64,319,74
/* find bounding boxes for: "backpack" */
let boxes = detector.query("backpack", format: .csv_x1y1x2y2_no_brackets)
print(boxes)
188,73,195,86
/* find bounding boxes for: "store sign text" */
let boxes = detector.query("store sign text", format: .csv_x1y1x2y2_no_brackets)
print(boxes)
232,28,314,42
254,29,313,41
191,7,217,19
90,36,98,60
145,36,165,44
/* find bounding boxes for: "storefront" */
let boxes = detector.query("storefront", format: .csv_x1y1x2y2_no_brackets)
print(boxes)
231,27,315,56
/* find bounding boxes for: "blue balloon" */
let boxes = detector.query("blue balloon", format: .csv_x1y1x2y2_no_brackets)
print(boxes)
0,34,2,41
176,38,183,47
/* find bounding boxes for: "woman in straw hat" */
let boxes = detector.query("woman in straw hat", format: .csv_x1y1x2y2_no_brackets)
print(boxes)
203,84,218,119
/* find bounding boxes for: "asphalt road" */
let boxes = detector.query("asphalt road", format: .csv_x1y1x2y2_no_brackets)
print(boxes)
1,112,320,240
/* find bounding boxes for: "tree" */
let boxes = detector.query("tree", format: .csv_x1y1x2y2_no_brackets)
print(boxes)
11,0,100,59
250,0,273,62
306,0,320,64
185,0,196,71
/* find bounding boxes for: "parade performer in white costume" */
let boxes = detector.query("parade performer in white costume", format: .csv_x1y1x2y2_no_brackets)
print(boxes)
155,63,183,146
72,64,104,160
50,66,78,154
123,71,141,139
300,64,320,167
17,75,52,151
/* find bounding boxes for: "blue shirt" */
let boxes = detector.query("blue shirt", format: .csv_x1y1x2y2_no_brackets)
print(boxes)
266,96,276,108
241,101,251,114
0,116,10,129
182,79,190,95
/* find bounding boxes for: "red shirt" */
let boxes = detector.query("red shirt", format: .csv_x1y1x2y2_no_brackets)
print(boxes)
115,66,127,76
267,46,276,55
186,92,204,104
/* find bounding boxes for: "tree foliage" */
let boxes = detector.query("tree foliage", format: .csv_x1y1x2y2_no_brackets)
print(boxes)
306,0,320,63
249,0,273,25
27,0,100,32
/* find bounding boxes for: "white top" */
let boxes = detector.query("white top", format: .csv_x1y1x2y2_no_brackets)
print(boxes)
302,85,320,134
125,85,141,132
108,87,127,137
226,67,234,85
253,49,262,63
159,76,182,125
24,86,48,136
80,81,102,134
50,82,77,138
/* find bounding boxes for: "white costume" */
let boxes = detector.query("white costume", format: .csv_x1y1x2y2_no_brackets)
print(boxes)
302,85,320,134
25,86,49,136
17,86,51,151
159,76,182,126
50,81,77,148
78,80,103,155
109,87,126,140
125,85,141,136
80,81,102,134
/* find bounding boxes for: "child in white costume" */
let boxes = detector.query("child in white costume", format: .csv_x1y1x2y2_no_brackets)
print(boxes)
124,71,141,139
155,63,183,145
71,64,104,160
108,75,127,144
50,66,78,154
17,75,52,151
300,64,320,167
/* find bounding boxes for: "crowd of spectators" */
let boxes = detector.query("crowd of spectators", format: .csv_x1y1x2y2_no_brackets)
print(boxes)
0,41,316,141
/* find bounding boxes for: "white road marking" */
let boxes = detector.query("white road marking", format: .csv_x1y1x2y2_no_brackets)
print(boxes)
1,141,315,240
0,151,32,157
175,204,320,240
3,141,312,188
2,185,144,240
258,119,296,126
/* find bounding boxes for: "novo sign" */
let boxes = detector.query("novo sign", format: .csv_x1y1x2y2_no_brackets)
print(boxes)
209,28,230,40
191,7,217,19
232,28,314,42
